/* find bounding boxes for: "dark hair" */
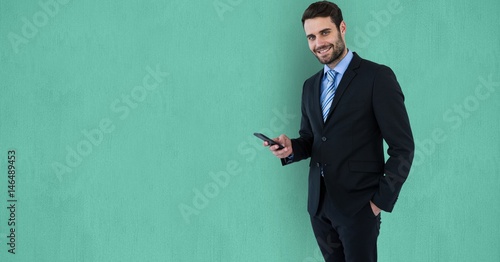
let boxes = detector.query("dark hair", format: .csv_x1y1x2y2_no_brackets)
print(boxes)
301,1,343,28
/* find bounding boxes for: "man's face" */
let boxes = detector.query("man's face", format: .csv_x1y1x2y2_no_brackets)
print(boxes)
304,17,346,67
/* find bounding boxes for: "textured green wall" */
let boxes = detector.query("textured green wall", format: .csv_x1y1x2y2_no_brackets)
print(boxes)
1,0,499,261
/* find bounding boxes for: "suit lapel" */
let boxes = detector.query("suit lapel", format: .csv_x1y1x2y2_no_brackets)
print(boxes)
324,53,362,124
311,70,324,128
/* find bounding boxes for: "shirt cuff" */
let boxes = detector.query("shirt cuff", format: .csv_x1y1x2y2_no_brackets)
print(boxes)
281,154,294,165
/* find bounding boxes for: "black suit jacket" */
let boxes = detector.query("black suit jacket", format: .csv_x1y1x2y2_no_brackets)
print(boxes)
284,53,414,216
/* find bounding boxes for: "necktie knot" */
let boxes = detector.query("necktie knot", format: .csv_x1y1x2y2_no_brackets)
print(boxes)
327,70,338,83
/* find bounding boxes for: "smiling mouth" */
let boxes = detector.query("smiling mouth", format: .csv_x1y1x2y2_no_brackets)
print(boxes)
316,45,332,55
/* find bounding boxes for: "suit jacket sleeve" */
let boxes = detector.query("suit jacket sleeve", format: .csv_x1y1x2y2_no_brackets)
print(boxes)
371,66,414,212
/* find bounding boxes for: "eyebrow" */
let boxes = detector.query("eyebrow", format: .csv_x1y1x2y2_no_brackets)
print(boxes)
306,28,332,39
319,28,332,34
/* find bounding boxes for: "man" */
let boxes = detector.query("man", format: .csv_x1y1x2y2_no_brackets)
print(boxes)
264,1,414,261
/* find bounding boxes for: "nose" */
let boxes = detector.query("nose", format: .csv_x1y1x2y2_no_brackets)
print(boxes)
315,36,326,48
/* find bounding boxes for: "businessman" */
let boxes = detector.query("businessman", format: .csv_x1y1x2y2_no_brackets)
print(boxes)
264,2,414,261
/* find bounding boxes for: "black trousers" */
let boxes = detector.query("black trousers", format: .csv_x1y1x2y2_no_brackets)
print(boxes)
310,176,381,262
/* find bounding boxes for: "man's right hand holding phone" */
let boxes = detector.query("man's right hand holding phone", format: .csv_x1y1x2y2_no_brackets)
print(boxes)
264,134,293,159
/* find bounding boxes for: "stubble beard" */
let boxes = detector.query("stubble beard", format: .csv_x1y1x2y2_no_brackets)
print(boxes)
315,39,346,66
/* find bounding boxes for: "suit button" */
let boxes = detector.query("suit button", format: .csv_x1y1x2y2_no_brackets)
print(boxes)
322,137,327,141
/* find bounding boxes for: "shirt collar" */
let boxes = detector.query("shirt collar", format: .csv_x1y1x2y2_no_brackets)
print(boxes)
323,49,353,77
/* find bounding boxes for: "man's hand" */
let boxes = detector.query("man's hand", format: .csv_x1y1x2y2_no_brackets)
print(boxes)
370,201,381,216
264,134,293,159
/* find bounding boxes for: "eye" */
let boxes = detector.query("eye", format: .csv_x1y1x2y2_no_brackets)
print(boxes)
307,35,315,41
321,31,330,36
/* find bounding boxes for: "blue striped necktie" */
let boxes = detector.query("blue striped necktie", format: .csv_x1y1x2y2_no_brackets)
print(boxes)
321,70,338,122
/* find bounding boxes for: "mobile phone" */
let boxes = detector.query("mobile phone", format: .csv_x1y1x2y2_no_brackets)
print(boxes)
253,133,284,150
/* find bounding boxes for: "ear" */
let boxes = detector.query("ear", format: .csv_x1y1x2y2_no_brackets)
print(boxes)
339,21,346,35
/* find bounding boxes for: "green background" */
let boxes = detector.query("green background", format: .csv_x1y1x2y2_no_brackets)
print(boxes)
1,0,499,261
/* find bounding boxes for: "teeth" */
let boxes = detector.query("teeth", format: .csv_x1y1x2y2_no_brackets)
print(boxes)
317,47,330,54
